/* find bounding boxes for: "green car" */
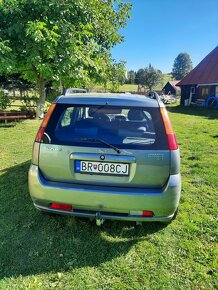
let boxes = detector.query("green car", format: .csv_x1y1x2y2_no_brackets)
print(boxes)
28,92,181,225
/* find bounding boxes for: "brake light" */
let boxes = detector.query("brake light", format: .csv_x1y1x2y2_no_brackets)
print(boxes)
160,107,178,150
142,210,154,217
50,203,73,211
35,103,56,142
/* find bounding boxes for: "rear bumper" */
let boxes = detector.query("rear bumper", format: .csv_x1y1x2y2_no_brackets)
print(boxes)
28,165,181,222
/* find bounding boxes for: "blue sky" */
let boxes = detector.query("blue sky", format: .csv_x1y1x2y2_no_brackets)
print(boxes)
111,0,218,73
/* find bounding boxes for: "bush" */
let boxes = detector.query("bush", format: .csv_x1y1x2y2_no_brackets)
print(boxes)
0,90,12,111
20,95,38,111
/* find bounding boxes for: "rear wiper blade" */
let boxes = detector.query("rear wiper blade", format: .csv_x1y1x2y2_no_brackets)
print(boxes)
80,138,121,154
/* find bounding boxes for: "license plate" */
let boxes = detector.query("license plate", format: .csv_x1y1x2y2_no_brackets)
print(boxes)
75,160,129,176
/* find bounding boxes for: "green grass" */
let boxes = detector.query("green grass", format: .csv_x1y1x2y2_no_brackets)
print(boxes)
117,84,138,92
0,107,217,289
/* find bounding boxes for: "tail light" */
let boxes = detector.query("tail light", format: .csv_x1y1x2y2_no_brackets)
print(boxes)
32,103,56,165
130,210,154,217
50,203,73,211
142,210,154,217
160,107,178,150
35,103,56,142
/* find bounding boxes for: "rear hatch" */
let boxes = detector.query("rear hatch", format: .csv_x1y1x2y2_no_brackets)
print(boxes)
37,101,171,189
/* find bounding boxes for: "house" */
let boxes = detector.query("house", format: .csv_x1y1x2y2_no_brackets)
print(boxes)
162,80,181,96
177,46,218,105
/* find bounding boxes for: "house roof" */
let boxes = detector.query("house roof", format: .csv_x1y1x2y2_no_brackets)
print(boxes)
177,46,218,86
169,80,181,90
163,80,181,91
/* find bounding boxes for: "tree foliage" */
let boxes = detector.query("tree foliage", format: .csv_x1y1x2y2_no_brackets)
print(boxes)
135,68,145,85
135,65,162,90
127,70,135,84
109,60,126,91
172,52,192,80
0,0,131,117
0,89,11,110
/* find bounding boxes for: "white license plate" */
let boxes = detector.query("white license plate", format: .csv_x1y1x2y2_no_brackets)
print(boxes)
75,160,129,176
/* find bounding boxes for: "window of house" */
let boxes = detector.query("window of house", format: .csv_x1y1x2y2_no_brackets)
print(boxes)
201,87,209,98
191,87,195,94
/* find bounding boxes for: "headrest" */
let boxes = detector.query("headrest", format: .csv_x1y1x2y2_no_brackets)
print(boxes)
127,109,145,121
114,115,126,121
92,112,110,122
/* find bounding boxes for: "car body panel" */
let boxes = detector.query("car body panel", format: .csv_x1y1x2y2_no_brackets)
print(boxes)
29,164,181,221
39,144,171,188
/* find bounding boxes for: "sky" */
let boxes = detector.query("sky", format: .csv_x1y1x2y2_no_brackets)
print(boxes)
111,0,218,73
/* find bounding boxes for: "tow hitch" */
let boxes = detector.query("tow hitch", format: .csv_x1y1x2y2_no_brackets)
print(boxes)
96,212,104,226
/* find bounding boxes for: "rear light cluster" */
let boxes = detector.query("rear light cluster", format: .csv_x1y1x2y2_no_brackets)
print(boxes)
35,103,56,142
160,107,178,150
51,203,73,211
142,210,154,217
32,103,56,166
130,210,154,217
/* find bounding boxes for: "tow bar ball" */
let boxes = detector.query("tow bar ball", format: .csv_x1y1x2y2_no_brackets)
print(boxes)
96,212,105,226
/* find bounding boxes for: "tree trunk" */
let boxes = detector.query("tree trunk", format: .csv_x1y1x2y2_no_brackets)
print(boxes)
19,88,23,98
59,79,64,94
12,79,16,98
36,77,46,119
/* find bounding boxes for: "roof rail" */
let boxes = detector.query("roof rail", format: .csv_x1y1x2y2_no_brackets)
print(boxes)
65,88,87,96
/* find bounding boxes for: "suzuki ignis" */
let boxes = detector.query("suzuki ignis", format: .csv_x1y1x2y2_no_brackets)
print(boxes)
28,92,181,224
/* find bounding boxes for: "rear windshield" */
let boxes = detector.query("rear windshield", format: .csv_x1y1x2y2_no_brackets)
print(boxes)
44,104,168,150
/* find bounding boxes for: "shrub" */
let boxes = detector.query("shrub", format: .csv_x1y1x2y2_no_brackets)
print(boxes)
20,95,38,111
0,90,12,111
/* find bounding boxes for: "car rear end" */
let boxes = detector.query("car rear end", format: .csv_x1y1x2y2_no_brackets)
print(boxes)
28,94,181,223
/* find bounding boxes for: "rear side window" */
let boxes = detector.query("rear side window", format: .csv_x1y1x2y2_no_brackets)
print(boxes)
44,104,168,150
61,107,74,127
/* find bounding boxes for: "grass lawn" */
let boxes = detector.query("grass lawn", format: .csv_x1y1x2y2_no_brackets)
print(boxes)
0,106,217,289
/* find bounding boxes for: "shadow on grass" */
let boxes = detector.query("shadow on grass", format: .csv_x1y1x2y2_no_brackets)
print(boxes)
166,105,218,119
0,161,166,279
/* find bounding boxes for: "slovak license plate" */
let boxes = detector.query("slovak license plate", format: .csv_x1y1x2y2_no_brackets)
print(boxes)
75,160,129,176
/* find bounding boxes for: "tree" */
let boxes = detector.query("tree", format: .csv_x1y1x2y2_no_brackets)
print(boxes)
110,60,126,91
135,65,162,90
0,0,131,117
135,69,145,85
172,52,192,80
0,73,34,97
126,70,135,84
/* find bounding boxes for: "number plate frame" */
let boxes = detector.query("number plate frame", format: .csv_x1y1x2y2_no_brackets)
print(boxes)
75,160,130,176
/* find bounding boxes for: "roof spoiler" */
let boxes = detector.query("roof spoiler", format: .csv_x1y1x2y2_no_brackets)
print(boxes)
65,88,87,96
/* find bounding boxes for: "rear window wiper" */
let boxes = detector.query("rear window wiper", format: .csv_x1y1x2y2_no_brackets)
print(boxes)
80,138,121,154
